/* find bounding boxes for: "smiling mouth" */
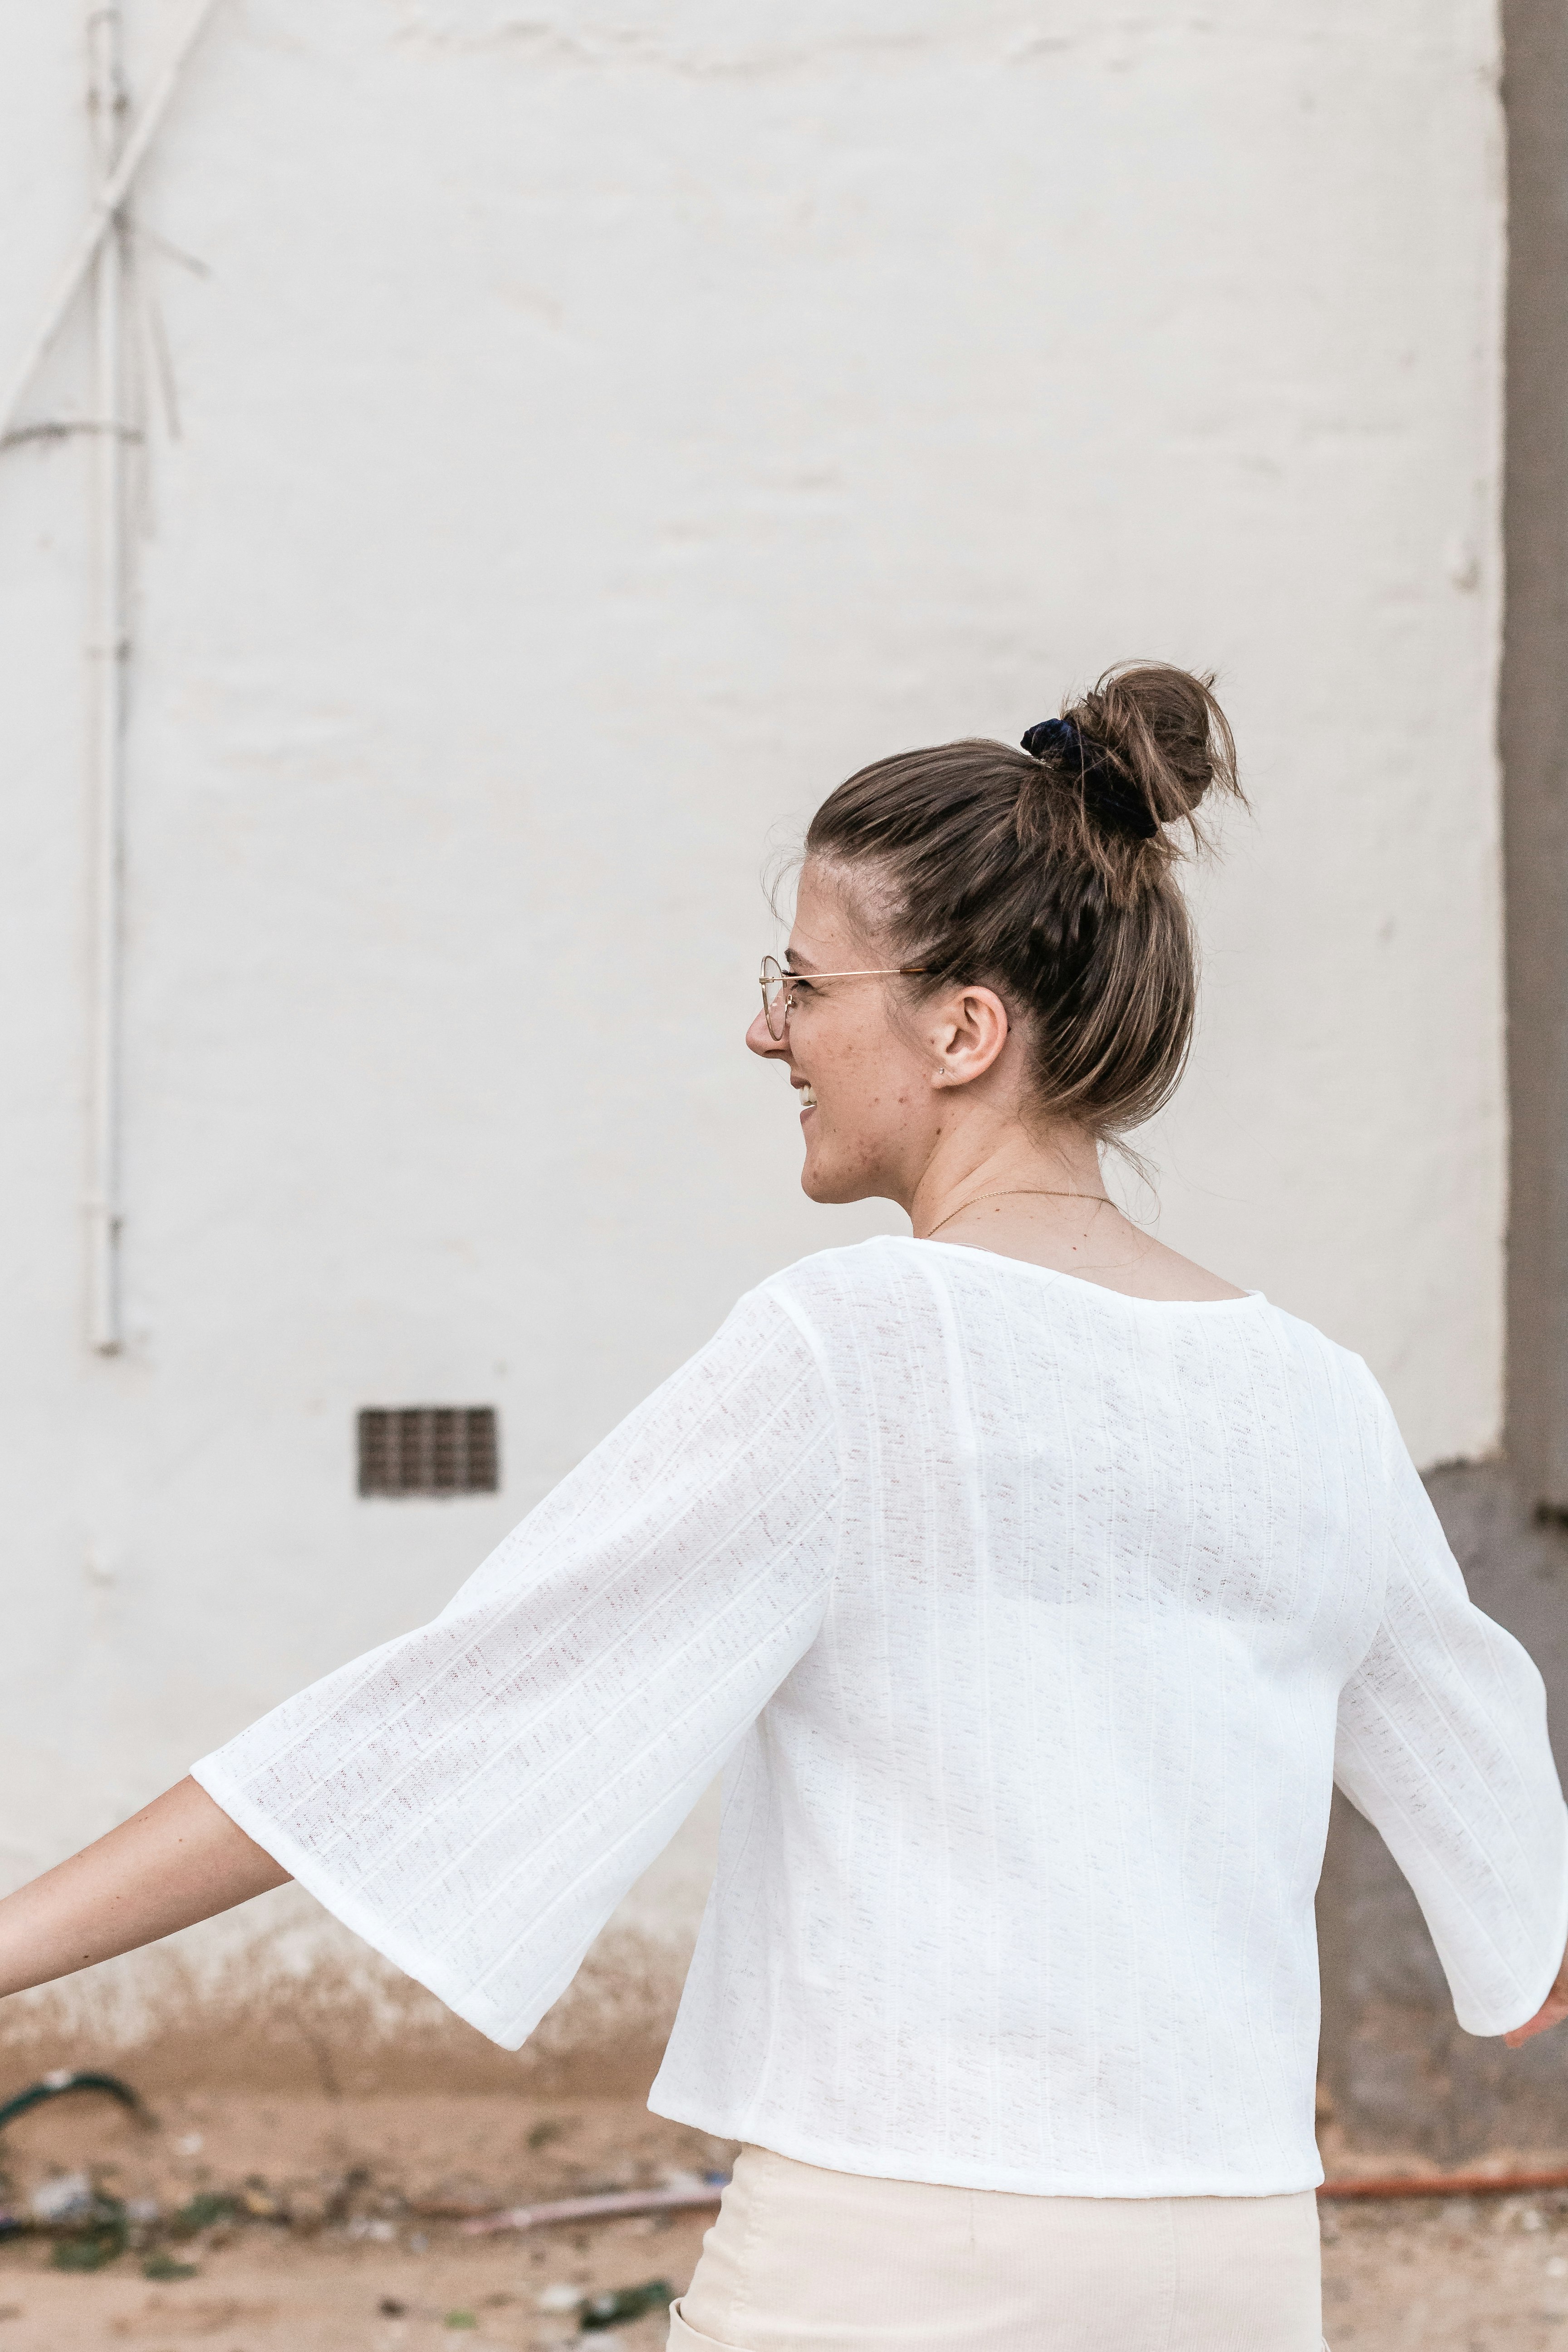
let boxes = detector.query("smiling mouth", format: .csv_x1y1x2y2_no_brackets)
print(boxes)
799,1085,817,1109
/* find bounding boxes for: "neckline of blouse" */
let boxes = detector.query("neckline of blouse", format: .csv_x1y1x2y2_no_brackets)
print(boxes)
882,1234,1268,1312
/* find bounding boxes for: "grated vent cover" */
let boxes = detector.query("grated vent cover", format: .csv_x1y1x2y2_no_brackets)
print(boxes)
358,1406,500,1497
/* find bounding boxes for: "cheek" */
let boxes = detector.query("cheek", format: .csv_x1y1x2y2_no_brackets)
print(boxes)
810,1023,921,1129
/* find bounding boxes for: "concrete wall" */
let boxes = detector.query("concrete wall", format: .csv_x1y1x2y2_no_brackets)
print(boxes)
0,1,1518,2095
1502,0,1568,1516
1309,0,1568,2164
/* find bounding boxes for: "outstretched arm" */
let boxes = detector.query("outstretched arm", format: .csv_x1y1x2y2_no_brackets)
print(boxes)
0,1777,289,2000
1333,1380,1568,2044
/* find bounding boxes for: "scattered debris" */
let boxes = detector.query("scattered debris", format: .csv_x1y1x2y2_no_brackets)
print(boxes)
461,2177,726,2237
580,2279,674,2331
30,2173,94,2225
0,2076,722,2311
51,2237,122,2273
169,2191,238,2238
49,2193,127,2273
142,2252,199,2280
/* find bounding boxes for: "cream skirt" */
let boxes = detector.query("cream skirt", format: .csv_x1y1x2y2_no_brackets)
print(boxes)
667,2146,1326,2352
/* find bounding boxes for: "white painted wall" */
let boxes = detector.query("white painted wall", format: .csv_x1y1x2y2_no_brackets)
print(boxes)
0,0,1505,2070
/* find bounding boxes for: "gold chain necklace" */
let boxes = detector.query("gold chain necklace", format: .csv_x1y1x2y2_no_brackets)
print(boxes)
923,1186,1114,1240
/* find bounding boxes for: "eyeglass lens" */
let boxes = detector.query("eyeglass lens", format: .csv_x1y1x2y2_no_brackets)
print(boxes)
760,957,788,1039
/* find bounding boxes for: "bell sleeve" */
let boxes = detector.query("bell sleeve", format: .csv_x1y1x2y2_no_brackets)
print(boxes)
190,1283,841,2049
1333,1381,1568,2036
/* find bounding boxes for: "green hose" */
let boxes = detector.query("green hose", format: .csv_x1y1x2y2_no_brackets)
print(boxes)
0,2070,145,2136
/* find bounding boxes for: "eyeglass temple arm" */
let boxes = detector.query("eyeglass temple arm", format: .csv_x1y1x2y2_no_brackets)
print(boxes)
764,965,929,982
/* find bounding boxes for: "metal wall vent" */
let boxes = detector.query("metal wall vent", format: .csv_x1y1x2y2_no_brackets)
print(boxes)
358,1406,500,1497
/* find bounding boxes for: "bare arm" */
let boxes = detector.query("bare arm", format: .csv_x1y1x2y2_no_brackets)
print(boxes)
0,1777,289,2000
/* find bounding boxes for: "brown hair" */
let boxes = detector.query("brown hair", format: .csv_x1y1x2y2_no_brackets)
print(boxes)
804,662,1243,1139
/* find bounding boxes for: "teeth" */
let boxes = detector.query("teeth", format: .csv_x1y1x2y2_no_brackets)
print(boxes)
800,1086,816,1108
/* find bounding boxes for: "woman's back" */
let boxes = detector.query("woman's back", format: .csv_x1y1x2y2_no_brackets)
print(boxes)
662,1237,1556,2192
195,1233,1566,2200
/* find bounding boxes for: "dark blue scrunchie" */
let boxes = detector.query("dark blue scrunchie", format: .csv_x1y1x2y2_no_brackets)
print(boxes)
1019,717,1159,840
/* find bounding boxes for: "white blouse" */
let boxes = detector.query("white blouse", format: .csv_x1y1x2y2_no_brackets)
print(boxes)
193,1238,1568,2198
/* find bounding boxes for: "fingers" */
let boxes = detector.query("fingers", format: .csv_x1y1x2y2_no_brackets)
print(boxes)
1506,1990,1568,2048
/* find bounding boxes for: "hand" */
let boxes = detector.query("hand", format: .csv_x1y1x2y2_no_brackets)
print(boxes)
1505,1942,1568,2046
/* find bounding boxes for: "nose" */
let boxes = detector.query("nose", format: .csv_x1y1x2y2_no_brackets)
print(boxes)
746,1006,789,1062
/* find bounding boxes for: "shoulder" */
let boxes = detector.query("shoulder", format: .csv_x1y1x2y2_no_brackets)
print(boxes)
748,1236,932,1335
692,1241,915,1364
1246,1298,1395,1431
1254,1295,1371,1377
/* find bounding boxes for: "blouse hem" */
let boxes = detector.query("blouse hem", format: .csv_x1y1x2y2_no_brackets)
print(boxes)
190,1756,529,2052
643,2089,1325,2200
1453,1800,1568,2038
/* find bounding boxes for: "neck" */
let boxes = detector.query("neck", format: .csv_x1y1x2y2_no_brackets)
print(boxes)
905,1117,1107,1242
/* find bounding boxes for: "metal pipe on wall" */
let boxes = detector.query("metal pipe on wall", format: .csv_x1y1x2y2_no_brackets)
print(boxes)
0,0,220,1349
86,1,127,1353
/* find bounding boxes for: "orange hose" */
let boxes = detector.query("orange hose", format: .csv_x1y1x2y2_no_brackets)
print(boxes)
1319,2167,1568,2200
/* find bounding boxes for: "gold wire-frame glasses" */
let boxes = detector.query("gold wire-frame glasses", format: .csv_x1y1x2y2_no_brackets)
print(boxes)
759,953,928,1042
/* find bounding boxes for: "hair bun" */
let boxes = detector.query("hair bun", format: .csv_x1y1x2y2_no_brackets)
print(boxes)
1059,662,1238,840
1019,717,1158,839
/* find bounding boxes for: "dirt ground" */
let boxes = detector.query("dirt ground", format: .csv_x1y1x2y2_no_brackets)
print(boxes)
0,2089,1566,2349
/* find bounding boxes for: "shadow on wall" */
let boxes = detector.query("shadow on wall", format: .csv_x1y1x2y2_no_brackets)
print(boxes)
1317,1465,1568,2159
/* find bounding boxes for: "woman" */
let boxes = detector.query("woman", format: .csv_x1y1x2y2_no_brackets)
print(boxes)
2,664,1564,2351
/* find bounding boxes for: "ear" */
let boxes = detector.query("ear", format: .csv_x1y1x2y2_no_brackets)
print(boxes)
927,985,1011,1089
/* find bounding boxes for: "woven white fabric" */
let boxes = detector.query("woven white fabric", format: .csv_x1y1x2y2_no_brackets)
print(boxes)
193,1237,1568,2197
